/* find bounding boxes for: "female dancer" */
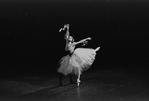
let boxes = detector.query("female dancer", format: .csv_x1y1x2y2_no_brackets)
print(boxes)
58,24,100,86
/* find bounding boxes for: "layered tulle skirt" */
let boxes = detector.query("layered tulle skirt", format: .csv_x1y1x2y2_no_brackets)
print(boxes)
57,47,100,75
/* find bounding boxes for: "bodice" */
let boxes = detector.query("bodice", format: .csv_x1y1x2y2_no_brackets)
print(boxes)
67,42,75,54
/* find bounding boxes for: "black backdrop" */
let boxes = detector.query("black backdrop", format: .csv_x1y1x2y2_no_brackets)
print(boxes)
0,0,149,76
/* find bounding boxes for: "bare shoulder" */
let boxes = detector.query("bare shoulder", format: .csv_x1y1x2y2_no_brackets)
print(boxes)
72,42,76,45
71,42,77,46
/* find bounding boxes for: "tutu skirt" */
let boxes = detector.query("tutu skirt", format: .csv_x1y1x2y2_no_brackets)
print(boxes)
57,47,99,75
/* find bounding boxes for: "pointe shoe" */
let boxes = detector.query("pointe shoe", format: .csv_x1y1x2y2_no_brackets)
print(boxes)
95,47,100,51
77,82,80,86
77,79,81,86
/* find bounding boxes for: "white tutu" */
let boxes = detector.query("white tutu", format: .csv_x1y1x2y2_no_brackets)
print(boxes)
58,47,100,75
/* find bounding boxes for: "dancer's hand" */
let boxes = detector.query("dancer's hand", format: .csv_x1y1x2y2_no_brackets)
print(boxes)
59,28,63,32
87,37,92,40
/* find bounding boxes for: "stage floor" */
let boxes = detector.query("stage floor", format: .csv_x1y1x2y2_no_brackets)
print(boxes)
0,67,149,101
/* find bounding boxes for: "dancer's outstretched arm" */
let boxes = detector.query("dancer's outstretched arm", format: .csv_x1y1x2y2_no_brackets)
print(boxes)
73,37,92,45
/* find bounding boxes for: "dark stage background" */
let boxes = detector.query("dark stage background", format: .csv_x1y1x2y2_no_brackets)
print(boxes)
0,0,149,77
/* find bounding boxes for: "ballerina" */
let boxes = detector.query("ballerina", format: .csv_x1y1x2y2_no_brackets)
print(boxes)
58,24,100,86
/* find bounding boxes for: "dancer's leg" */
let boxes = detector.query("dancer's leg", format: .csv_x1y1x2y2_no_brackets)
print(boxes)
77,70,81,86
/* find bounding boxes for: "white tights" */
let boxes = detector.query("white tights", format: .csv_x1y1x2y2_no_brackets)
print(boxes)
77,70,81,86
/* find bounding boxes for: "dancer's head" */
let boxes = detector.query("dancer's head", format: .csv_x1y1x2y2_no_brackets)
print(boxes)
68,36,74,42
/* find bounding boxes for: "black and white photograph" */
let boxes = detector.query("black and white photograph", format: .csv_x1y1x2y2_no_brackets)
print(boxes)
0,0,149,101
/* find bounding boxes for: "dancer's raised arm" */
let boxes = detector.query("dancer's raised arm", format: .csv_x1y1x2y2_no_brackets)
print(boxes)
59,24,69,32
65,39,69,51
73,37,92,45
